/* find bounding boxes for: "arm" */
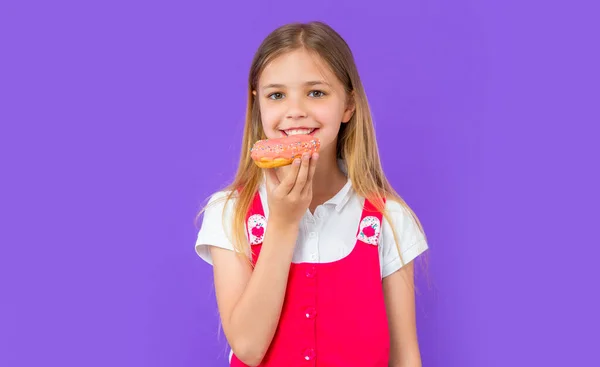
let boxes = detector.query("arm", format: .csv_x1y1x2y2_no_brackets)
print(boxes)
210,219,299,366
210,153,318,366
383,261,422,367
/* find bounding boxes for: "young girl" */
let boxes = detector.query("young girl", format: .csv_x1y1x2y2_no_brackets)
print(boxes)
195,21,429,367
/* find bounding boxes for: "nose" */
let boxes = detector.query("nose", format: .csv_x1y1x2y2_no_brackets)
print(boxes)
285,97,308,120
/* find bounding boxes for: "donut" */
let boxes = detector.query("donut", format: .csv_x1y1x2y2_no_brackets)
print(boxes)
250,134,320,168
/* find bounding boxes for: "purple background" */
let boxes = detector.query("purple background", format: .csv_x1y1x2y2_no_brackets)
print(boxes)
1,0,599,366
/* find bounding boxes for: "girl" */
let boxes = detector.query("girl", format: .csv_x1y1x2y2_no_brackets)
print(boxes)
195,21,429,367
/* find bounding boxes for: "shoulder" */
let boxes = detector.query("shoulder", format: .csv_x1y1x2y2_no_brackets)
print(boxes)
206,188,237,205
202,188,244,215
383,198,420,228
383,196,423,224
200,188,243,231
379,197,429,274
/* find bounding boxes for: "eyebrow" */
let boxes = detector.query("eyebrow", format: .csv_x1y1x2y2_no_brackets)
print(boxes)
261,81,330,89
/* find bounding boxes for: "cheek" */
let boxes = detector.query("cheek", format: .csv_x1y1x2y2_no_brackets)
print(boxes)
312,102,344,125
259,103,283,130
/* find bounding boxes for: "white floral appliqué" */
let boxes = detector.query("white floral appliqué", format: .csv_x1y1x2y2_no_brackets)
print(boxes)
357,215,382,245
247,214,267,245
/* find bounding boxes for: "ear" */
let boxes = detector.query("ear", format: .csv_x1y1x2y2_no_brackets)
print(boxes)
341,90,356,123
252,90,257,96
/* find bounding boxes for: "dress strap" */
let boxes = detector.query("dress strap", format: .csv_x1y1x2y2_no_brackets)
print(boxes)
356,197,386,246
245,191,266,264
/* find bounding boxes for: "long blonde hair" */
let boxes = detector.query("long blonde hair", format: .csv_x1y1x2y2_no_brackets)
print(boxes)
196,21,427,268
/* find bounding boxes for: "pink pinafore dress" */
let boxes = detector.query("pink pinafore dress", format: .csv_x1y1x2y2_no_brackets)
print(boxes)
230,192,390,366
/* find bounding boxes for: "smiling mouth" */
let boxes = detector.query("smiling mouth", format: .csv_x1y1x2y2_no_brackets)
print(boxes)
282,128,318,136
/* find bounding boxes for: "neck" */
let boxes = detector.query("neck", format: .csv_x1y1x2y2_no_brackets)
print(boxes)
313,158,345,192
309,148,347,210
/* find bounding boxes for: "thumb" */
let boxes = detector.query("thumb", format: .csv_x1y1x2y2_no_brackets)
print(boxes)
264,168,280,190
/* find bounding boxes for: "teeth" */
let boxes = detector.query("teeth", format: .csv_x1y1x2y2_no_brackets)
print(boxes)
286,128,314,136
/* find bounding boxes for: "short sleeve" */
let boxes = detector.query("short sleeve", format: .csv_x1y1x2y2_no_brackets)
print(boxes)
380,199,429,278
194,190,237,265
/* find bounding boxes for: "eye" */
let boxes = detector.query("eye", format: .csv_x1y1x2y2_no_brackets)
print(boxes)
308,90,326,98
267,92,284,100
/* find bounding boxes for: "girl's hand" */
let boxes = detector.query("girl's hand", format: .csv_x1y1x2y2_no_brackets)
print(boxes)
264,152,318,227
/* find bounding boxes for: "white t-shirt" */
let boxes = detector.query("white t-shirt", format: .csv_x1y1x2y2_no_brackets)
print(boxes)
195,177,428,278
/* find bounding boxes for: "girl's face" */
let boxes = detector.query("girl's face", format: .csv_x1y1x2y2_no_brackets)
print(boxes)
254,48,355,160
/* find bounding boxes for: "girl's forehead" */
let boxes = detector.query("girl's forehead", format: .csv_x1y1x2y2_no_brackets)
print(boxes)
259,49,337,87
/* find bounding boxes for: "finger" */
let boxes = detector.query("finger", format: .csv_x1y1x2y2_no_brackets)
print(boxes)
302,153,319,195
276,158,301,195
291,153,311,195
